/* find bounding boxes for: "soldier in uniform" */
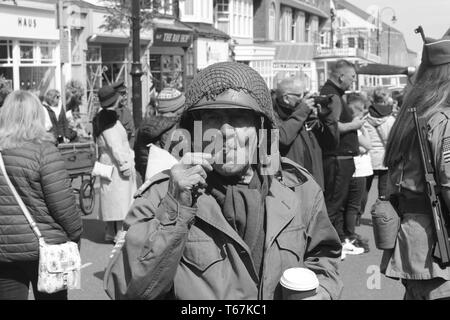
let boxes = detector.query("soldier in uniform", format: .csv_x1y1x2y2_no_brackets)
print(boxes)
383,29,450,300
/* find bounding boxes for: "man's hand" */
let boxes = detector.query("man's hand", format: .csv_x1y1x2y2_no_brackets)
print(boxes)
351,117,365,130
302,286,331,300
301,93,315,112
168,153,213,207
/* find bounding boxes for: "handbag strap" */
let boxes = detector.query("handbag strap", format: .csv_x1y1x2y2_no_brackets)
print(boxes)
374,126,386,147
0,152,43,240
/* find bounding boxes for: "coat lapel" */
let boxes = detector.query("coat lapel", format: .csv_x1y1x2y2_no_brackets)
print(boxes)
265,178,298,249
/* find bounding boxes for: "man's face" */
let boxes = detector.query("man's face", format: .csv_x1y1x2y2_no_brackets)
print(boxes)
196,108,259,177
281,81,305,108
339,67,357,91
52,93,60,107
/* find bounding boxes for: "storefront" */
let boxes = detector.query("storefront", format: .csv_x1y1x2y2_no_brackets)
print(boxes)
0,2,60,96
149,23,193,92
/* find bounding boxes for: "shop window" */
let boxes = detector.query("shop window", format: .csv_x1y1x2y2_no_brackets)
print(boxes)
0,40,13,64
150,54,184,92
20,42,34,64
19,66,56,93
0,67,13,89
39,43,56,64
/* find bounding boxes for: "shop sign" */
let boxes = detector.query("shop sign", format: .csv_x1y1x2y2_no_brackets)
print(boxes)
273,62,311,70
154,28,192,47
18,17,37,28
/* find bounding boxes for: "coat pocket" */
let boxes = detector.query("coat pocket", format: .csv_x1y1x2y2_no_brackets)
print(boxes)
182,239,227,272
276,227,305,262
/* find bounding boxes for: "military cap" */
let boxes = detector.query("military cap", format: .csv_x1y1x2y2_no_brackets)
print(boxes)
421,28,450,66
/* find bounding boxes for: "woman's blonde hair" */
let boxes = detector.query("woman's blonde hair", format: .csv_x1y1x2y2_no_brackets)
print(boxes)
0,90,54,149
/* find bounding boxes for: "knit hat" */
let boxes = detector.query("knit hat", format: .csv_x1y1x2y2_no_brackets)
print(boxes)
156,87,185,114
420,27,450,66
182,61,276,129
98,85,119,109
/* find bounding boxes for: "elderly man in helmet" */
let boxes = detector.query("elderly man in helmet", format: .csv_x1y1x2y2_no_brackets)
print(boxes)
105,62,342,300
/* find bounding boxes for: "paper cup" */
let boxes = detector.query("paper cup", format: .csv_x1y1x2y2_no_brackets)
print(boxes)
280,268,319,300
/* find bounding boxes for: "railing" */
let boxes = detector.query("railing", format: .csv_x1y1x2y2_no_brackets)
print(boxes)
315,47,381,63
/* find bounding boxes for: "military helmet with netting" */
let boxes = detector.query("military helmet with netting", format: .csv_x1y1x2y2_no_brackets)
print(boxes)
182,61,276,129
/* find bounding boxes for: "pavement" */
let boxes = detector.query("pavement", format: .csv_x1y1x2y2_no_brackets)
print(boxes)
66,177,404,300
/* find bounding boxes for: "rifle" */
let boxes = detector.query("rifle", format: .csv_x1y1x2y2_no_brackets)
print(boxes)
410,107,450,266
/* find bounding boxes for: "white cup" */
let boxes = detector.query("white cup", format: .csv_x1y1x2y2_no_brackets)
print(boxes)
280,267,319,300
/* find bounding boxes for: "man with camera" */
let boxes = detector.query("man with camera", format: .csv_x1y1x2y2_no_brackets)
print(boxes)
273,77,340,189
319,59,366,247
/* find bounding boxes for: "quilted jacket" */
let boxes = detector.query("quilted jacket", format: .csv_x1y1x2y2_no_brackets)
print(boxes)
0,141,82,262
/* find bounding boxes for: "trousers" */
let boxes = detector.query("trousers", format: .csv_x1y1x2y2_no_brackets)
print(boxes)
0,260,68,300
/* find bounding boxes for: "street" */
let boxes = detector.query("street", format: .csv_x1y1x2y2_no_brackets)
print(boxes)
68,177,404,300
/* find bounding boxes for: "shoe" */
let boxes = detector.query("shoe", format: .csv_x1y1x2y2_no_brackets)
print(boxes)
349,234,370,253
341,239,365,260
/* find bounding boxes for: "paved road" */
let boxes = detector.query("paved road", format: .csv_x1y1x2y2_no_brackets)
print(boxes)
68,177,404,300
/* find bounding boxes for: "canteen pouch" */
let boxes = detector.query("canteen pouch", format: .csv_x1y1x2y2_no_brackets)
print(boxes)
370,198,401,250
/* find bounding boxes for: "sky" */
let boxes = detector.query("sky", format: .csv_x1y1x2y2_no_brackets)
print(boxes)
347,0,450,62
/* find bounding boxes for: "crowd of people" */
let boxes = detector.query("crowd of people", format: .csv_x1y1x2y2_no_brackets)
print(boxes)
0,26,450,301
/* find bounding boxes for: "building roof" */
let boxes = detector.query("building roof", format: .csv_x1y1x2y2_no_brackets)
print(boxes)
182,22,230,40
336,0,401,34
280,0,329,19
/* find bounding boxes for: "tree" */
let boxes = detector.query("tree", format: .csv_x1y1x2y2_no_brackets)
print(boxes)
100,0,177,32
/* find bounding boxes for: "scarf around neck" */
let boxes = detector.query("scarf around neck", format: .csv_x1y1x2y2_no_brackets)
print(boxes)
206,168,270,279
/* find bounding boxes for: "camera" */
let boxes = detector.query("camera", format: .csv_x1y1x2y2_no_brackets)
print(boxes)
313,95,333,108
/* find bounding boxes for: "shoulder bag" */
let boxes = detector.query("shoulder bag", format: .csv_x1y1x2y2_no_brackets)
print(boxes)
0,152,81,294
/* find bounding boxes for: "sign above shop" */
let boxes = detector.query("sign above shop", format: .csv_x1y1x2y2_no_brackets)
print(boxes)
18,17,37,28
273,62,311,70
153,28,192,47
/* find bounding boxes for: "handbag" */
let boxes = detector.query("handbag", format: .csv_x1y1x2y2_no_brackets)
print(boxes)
92,161,114,181
0,152,81,294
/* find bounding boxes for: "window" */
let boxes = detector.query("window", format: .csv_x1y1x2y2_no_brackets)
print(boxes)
268,3,276,40
358,37,365,50
0,40,13,64
348,37,355,48
304,14,310,42
39,43,56,64
230,0,252,38
20,42,34,64
216,0,229,19
141,0,173,16
291,11,297,42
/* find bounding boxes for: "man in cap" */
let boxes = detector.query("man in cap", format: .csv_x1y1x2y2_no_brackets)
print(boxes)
105,62,342,300
134,87,186,182
112,80,135,147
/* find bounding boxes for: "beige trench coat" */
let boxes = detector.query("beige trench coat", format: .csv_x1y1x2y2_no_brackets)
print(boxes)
97,121,136,221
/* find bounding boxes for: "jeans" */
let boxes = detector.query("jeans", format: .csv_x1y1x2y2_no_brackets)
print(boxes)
341,176,366,238
0,261,68,300
323,156,356,241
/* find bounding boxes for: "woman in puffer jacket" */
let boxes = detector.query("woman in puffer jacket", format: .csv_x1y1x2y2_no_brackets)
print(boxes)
0,91,82,300
363,88,396,200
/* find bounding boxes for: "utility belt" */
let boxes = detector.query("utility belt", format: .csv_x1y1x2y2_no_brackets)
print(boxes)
397,196,431,215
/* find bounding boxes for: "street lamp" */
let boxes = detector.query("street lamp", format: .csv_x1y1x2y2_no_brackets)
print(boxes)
376,6,397,65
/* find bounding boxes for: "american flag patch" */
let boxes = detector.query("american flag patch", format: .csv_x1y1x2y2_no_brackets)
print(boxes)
443,137,450,163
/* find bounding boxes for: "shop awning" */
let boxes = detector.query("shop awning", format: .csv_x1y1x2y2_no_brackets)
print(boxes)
182,22,230,40
280,0,329,19
274,43,316,61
